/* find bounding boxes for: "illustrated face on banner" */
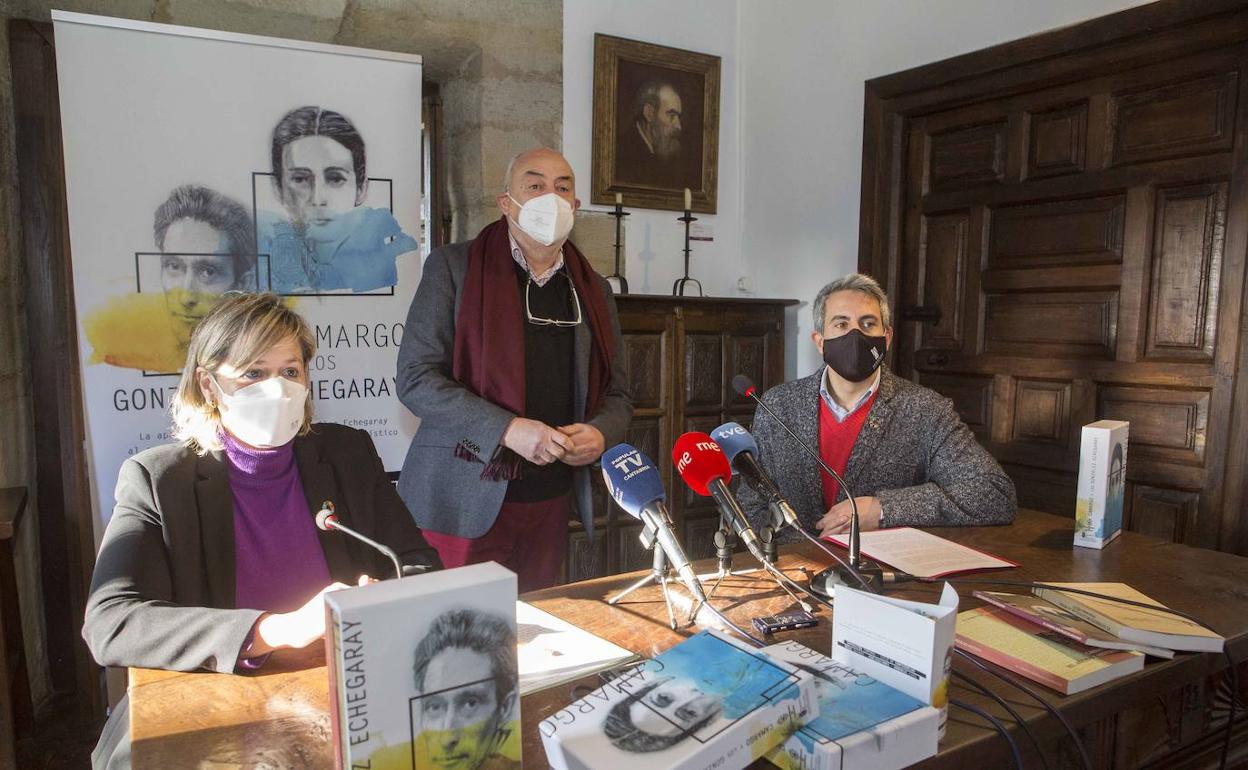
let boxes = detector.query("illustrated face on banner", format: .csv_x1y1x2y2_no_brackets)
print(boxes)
414,648,509,770
160,218,239,342
278,135,363,225
258,105,416,295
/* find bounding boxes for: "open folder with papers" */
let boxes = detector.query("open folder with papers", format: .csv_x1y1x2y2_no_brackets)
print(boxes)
825,527,1017,578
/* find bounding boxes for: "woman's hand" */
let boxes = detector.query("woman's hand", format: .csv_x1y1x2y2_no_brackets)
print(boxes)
253,576,370,653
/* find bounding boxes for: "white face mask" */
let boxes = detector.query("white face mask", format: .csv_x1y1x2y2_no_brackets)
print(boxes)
508,192,575,247
212,375,308,449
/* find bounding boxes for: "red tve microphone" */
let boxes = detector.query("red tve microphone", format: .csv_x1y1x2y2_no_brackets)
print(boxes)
672,432,765,560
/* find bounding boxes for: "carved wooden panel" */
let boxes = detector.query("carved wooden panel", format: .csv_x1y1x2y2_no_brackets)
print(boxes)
928,121,1007,191
684,516,721,562
1012,379,1071,446
919,213,968,350
566,529,607,583
1110,71,1238,165
1004,463,1076,517
918,373,992,435
616,523,653,573
625,417,664,472
1128,485,1198,543
1145,182,1226,362
1098,386,1208,466
727,334,767,407
684,333,722,408
1027,101,1087,179
984,292,1118,358
989,196,1124,267
622,332,665,409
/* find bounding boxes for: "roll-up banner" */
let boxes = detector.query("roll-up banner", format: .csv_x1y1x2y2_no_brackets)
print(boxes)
52,11,423,537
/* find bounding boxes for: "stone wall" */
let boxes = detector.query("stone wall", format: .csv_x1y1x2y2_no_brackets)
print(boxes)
0,0,561,711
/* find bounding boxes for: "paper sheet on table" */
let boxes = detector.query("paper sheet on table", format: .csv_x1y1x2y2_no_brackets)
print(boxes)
825,527,1018,578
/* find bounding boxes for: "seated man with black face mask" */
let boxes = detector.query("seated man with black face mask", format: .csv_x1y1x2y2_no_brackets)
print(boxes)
739,273,1016,541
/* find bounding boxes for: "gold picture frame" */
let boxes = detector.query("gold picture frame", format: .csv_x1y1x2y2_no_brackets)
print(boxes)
591,33,721,214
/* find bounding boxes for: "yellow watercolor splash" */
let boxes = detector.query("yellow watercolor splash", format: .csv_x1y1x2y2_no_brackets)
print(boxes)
83,292,193,373
364,719,521,770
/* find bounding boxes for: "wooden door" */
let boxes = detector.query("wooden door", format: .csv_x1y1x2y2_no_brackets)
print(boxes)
861,1,1248,553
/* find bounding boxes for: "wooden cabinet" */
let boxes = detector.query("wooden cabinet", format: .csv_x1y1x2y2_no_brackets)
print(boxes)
565,295,797,583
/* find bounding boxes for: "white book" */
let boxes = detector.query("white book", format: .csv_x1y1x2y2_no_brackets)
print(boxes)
1074,420,1128,549
540,629,819,770
763,641,940,770
324,562,522,770
517,601,640,695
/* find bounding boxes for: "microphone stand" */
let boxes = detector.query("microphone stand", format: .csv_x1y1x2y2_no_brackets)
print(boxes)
735,379,881,596
608,521,681,630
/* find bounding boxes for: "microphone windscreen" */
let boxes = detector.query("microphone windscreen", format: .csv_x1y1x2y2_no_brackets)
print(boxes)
600,444,666,518
731,374,757,398
315,508,336,531
710,422,760,466
672,432,732,496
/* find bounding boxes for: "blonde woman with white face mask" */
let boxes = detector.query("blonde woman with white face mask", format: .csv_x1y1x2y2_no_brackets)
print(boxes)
83,292,441,770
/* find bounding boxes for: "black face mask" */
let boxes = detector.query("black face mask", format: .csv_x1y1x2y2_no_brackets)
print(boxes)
822,329,887,382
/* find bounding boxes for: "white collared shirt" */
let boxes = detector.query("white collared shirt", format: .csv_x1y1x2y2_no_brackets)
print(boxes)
508,231,564,287
819,367,881,423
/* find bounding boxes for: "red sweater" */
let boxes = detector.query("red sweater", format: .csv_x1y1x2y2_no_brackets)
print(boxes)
819,389,878,509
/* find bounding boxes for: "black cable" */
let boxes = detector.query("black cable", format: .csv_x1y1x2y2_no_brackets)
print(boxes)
951,697,1023,769
955,649,1092,770
924,577,1213,629
953,670,1050,770
793,524,876,592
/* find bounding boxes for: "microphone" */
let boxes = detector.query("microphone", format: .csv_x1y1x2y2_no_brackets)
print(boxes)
731,375,891,595
672,432,767,563
600,445,707,604
710,421,800,531
315,501,414,580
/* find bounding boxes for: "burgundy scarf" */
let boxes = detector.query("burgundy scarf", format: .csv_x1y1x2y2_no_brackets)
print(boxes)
452,217,615,480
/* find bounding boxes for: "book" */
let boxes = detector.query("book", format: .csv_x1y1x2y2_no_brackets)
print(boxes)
1034,582,1224,653
1074,420,1129,549
324,562,522,770
762,641,939,770
517,601,640,695
539,629,818,770
824,527,1017,578
831,583,959,738
955,606,1144,695
973,590,1174,659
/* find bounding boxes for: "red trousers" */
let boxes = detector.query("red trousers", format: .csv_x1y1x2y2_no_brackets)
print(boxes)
423,495,570,593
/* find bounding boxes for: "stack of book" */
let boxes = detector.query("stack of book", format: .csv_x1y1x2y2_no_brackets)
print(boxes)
540,632,940,770
955,582,1224,695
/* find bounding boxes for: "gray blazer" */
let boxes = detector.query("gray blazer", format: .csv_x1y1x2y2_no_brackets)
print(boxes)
396,240,632,539
739,366,1016,541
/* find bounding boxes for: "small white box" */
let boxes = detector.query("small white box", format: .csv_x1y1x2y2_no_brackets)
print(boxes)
1074,420,1129,549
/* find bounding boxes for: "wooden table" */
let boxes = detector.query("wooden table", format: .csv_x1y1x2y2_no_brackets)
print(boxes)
128,509,1248,768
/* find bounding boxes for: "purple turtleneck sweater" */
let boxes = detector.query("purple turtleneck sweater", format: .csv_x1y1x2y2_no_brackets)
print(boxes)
222,431,331,613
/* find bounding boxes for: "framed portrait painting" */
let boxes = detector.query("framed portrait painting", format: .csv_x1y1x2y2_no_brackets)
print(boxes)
591,34,721,214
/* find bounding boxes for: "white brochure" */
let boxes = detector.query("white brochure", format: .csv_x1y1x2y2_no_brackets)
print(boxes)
831,583,959,738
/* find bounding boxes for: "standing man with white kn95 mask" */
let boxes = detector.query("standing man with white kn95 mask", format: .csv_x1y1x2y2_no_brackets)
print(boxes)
397,148,632,591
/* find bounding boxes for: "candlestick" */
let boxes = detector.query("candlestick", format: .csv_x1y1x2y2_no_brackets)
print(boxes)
607,199,630,294
672,206,702,297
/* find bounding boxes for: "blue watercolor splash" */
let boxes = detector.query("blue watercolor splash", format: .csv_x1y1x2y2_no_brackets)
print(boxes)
258,206,417,293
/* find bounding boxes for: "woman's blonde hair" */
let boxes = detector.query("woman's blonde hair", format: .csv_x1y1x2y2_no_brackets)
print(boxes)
171,292,316,453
